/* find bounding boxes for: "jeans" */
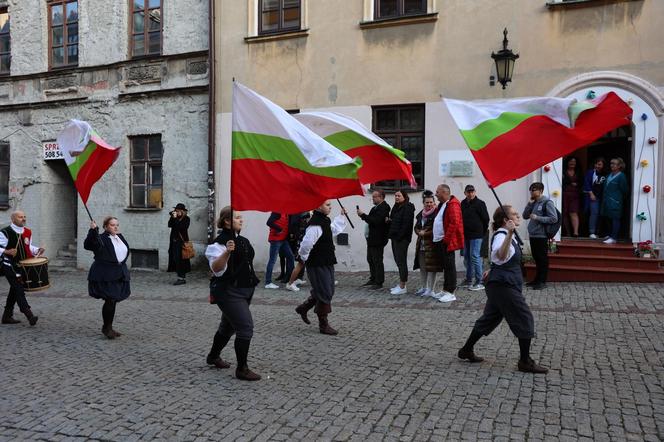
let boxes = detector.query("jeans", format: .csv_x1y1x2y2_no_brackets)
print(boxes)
610,218,621,240
588,200,600,234
265,240,294,284
463,238,483,284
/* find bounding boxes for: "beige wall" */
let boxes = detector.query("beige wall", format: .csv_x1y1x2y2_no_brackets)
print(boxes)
213,0,664,270
215,0,662,109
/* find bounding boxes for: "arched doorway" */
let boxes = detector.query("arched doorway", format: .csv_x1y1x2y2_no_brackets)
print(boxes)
546,73,662,243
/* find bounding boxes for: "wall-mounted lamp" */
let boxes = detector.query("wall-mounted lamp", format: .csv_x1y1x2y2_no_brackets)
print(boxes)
491,28,519,89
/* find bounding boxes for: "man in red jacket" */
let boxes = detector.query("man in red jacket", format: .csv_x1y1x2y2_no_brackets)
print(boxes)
265,212,295,289
432,184,464,302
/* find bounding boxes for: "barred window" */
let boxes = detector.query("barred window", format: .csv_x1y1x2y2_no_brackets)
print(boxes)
49,0,78,68
130,135,163,208
372,104,424,191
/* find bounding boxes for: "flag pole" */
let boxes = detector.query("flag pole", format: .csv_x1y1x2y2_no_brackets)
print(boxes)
336,198,354,229
488,185,523,246
82,201,94,222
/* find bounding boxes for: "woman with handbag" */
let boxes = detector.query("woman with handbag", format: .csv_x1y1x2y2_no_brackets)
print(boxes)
457,205,548,374
205,206,261,381
168,203,192,285
84,216,131,339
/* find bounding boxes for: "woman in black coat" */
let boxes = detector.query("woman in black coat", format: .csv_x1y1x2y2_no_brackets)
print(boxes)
167,203,191,285
84,216,130,339
388,189,415,295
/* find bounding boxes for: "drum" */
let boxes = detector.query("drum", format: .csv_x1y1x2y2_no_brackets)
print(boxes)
18,257,51,292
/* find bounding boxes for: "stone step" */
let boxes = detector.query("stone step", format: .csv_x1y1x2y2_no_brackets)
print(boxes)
57,249,77,258
49,257,77,268
524,262,664,283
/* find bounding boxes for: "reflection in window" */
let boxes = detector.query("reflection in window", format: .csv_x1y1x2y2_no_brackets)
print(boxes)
131,0,161,57
49,1,78,68
372,105,425,191
0,9,9,75
0,143,9,206
375,0,426,19
259,0,301,35
130,135,163,208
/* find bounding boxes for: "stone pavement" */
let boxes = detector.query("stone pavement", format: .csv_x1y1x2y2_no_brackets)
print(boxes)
1,269,663,441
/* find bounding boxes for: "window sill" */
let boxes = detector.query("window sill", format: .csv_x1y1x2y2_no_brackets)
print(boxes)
48,64,80,73
124,207,163,212
359,13,438,29
546,0,641,9
130,53,164,61
245,29,309,44
0,205,9,210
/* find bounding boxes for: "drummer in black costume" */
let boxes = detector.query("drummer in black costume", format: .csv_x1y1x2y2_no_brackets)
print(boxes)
205,206,261,381
84,217,131,339
0,211,44,325
457,205,548,374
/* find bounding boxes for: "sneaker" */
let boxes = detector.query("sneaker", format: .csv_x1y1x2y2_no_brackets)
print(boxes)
421,288,433,297
603,238,617,244
368,284,383,290
391,287,407,295
415,287,427,296
173,279,186,286
264,283,279,289
429,291,442,299
458,279,472,288
589,234,597,239
285,283,300,292
334,280,338,286
294,279,307,286
438,292,457,303
469,283,485,291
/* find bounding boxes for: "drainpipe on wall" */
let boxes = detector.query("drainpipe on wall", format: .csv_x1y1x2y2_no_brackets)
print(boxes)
207,0,216,244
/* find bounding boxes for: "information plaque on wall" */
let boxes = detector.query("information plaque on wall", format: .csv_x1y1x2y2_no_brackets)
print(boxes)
448,160,474,177
43,141,64,160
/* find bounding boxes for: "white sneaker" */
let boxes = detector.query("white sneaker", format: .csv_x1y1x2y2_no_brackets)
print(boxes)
285,283,300,292
469,283,485,291
438,292,457,303
391,287,407,295
603,238,617,244
334,280,338,286
422,288,433,297
294,279,306,286
589,234,597,239
429,291,443,300
415,287,426,296
390,285,400,291
265,283,279,289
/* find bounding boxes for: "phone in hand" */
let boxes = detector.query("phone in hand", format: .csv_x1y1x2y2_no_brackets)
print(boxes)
356,205,359,210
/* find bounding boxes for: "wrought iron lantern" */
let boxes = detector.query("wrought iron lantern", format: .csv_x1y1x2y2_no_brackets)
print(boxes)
491,28,519,89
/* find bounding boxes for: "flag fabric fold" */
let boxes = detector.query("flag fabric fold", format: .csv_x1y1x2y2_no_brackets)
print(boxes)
294,112,416,187
444,92,633,187
56,119,121,204
232,82,364,213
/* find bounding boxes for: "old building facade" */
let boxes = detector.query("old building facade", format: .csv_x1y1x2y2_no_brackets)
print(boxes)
212,0,664,271
0,0,210,270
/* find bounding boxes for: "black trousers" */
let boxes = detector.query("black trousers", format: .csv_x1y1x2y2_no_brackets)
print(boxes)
391,239,410,283
3,268,30,314
530,238,549,284
216,286,255,340
307,265,335,305
366,244,385,285
472,282,535,339
440,242,457,293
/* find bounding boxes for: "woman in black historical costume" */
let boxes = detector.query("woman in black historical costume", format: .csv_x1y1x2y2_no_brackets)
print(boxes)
84,216,130,339
167,203,191,285
205,206,261,381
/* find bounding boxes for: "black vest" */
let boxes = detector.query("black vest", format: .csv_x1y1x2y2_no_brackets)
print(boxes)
487,231,523,289
306,211,336,267
1,226,28,272
210,230,259,294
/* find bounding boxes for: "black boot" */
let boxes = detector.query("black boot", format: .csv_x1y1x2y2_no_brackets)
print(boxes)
22,309,38,326
315,302,338,335
295,296,316,324
2,307,20,324
234,338,261,381
207,332,232,369
458,330,484,362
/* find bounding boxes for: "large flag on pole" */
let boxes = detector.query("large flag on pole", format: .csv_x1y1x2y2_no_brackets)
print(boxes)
56,120,121,204
232,82,364,213
294,112,416,187
444,92,633,187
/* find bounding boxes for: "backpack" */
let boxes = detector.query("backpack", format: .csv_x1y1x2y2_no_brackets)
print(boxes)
543,200,562,239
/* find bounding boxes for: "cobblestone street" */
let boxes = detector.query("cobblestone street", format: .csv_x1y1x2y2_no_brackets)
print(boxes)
1,269,663,441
